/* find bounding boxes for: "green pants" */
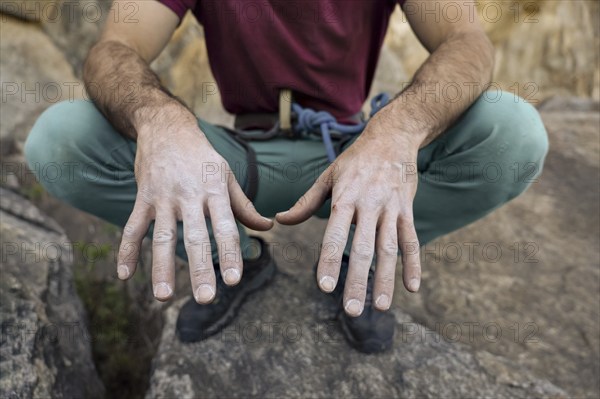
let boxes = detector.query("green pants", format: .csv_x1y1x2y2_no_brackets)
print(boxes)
25,92,548,263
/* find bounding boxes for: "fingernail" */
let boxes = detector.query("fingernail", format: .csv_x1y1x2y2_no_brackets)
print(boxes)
409,278,420,292
195,284,215,303
262,216,272,223
223,268,241,285
319,276,336,292
277,211,288,217
375,294,391,309
117,264,130,279
153,282,172,299
344,299,363,317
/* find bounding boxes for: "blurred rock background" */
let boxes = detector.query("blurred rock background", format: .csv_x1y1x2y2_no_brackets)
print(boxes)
1,0,598,398
158,0,600,125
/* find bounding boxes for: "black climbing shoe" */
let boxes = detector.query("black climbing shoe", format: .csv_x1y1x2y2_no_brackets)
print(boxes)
319,257,396,353
176,237,276,343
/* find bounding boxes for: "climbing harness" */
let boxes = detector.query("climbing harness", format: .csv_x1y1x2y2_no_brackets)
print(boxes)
222,90,391,201
291,92,390,162
230,90,391,162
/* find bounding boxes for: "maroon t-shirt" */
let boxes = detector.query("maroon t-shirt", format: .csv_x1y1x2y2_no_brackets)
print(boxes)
159,0,404,120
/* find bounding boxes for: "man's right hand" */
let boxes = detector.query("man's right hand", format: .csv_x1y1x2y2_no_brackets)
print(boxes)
116,107,273,303
83,1,273,302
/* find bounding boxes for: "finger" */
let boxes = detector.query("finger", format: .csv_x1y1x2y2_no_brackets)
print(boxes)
151,209,177,301
208,197,243,286
117,199,152,280
228,177,273,231
182,206,216,304
276,168,333,225
344,211,377,317
316,201,354,293
398,212,421,292
373,215,399,310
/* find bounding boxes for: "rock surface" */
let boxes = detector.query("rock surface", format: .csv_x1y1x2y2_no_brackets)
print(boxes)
378,0,600,102
0,187,105,398
40,0,112,74
0,15,84,156
389,97,600,398
146,98,598,397
0,0,598,397
147,275,565,399
0,0,40,21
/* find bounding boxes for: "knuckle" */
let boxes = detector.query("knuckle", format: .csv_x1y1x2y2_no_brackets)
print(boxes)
379,241,399,257
216,234,241,250
153,228,175,244
351,251,371,262
204,185,228,199
403,262,422,276
175,177,200,199
205,182,222,195
182,205,204,220
190,265,214,282
351,242,373,261
377,274,395,288
214,220,238,237
119,240,140,253
331,201,353,214
184,229,208,247
398,212,415,226
326,225,348,244
123,223,143,239
347,277,368,291
152,261,171,275
366,193,387,209
296,195,309,207
241,199,256,212
118,242,139,263
137,187,154,204
400,240,420,255
404,259,422,269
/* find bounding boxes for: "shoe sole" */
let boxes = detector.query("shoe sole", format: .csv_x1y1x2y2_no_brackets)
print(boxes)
337,312,394,354
178,259,277,342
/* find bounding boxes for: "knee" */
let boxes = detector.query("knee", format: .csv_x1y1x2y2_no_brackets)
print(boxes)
434,92,549,212
477,91,548,160
497,91,548,161
471,92,549,198
26,101,82,163
24,100,107,198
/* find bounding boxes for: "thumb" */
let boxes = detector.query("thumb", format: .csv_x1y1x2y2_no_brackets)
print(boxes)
228,177,273,231
276,173,332,225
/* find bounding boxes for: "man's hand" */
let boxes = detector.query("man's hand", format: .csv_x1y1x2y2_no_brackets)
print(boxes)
116,106,273,302
276,109,424,317
275,0,495,317
83,2,273,303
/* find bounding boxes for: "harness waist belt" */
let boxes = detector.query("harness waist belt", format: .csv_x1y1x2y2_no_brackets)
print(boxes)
233,111,364,132
234,112,279,131
231,91,391,161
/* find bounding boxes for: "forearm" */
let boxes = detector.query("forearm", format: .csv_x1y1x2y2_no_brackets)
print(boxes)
83,40,196,140
377,31,495,148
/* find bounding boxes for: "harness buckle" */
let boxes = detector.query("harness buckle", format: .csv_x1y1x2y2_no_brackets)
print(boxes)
279,89,296,138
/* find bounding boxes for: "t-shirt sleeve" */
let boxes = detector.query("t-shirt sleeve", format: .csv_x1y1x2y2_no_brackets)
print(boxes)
157,0,197,20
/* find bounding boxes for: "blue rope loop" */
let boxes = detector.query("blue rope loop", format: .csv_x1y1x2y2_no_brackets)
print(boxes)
291,92,391,162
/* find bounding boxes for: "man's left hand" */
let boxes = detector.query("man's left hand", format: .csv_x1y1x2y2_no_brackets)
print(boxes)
276,112,423,317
